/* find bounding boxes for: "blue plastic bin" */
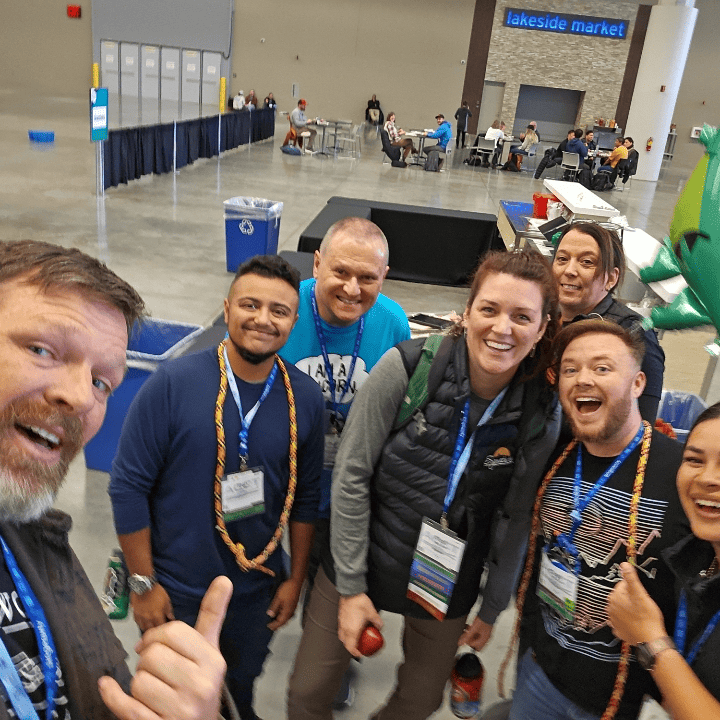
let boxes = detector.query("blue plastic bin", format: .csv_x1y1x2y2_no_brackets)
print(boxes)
84,318,203,472
657,390,707,442
28,130,55,143
224,197,283,272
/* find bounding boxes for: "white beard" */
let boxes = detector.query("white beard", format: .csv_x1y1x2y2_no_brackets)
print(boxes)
0,468,56,523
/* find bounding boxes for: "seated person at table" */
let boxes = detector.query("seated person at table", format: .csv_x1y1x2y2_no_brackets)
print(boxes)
607,401,720,720
597,136,628,181
291,98,317,151
245,89,257,110
618,137,639,184
584,130,597,152
534,129,574,179
384,112,417,161
366,94,383,126
423,114,453,169
232,90,245,110
582,130,598,168
502,125,538,172
562,128,589,179
482,120,506,167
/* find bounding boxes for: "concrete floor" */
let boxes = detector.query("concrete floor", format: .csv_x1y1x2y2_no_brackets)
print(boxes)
3,87,711,719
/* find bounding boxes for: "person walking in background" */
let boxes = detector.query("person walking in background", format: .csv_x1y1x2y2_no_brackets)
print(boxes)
455,100,472,148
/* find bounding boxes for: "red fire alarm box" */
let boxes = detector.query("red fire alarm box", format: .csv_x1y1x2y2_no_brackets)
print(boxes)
67,5,81,18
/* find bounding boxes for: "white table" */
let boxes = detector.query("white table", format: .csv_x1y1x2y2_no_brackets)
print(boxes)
543,179,618,221
316,119,352,155
405,130,431,167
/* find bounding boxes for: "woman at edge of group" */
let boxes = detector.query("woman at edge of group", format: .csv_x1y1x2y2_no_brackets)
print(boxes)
552,221,665,422
607,402,720,720
384,112,417,161
287,250,562,720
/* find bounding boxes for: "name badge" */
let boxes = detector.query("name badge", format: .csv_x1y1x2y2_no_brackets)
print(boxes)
324,430,341,469
537,547,579,622
407,517,466,620
221,468,265,521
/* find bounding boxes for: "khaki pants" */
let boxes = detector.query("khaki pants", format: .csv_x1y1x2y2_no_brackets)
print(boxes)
287,567,467,720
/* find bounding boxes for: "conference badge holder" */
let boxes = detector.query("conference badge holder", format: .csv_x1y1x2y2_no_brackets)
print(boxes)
407,517,466,620
222,468,265,521
536,544,579,622
324,414,344,468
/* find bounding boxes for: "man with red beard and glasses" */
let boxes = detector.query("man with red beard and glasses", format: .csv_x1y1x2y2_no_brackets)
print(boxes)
507,319,689,720
0,239,231,720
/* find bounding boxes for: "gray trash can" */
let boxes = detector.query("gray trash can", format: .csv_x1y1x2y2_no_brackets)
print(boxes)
224,197,283,272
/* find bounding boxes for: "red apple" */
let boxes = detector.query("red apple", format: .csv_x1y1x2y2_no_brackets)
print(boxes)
358,625,384,656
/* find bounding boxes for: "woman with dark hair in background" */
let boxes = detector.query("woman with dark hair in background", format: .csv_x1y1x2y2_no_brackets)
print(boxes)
552,222,665,421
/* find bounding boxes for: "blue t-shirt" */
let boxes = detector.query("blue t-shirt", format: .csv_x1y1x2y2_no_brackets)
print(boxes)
280,279,410,513
109,346,324,599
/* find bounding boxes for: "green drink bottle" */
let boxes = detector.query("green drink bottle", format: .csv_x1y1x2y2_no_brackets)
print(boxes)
101,548,129,619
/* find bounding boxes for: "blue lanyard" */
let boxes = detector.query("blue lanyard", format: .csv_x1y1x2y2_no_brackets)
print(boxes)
0,536,58,720
223,345,277,466
674,590,720,666
442,388,508,525
310,281,365,421
557,424,645,557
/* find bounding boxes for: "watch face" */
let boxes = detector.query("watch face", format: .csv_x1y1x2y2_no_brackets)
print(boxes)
129,576,154,594
635,643,655,670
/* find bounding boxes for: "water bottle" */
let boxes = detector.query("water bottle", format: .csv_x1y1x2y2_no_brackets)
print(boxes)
101,548,129,619
449,652,484,718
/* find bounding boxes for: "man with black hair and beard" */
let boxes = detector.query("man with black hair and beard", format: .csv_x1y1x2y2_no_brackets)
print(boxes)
110,254,324,720
0,239,232,720
509,319,689,720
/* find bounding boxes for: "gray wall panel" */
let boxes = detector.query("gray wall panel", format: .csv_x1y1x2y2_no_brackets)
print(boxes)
92,0,233,57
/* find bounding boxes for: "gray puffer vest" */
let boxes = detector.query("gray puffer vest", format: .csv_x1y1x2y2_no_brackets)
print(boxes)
365,335,557,619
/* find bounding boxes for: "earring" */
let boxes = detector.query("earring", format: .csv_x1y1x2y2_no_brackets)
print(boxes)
530,342,537,357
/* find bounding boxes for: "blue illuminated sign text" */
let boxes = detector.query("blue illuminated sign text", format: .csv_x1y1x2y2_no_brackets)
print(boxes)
504,8,628,39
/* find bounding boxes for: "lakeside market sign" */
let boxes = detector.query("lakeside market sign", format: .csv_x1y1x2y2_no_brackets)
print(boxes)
504,8,628,39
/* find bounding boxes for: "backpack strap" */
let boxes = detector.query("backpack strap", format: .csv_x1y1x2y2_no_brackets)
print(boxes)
394,334,452,429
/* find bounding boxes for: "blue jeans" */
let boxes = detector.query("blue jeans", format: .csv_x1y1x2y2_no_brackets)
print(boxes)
509,649,602,720
171,586,276,720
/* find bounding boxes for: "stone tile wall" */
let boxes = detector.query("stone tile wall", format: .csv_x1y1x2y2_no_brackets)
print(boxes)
485,1,638,138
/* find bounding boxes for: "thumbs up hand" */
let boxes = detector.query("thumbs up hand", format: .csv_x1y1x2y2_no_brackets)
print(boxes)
99,576,233,720
607,562,667,646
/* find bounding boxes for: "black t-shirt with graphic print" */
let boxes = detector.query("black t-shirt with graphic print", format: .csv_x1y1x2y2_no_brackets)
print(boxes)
522,429,689,720
0,553,70,719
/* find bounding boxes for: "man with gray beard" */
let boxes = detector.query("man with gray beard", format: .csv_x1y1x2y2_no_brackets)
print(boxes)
0,240,231,720
508,320,688,720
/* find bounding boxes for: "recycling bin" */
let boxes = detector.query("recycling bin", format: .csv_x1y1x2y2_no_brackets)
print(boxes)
224,196,283,272
84,318,203,472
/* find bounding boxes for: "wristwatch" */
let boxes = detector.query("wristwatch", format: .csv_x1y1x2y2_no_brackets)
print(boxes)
128,574,157,595
635,636,676,670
